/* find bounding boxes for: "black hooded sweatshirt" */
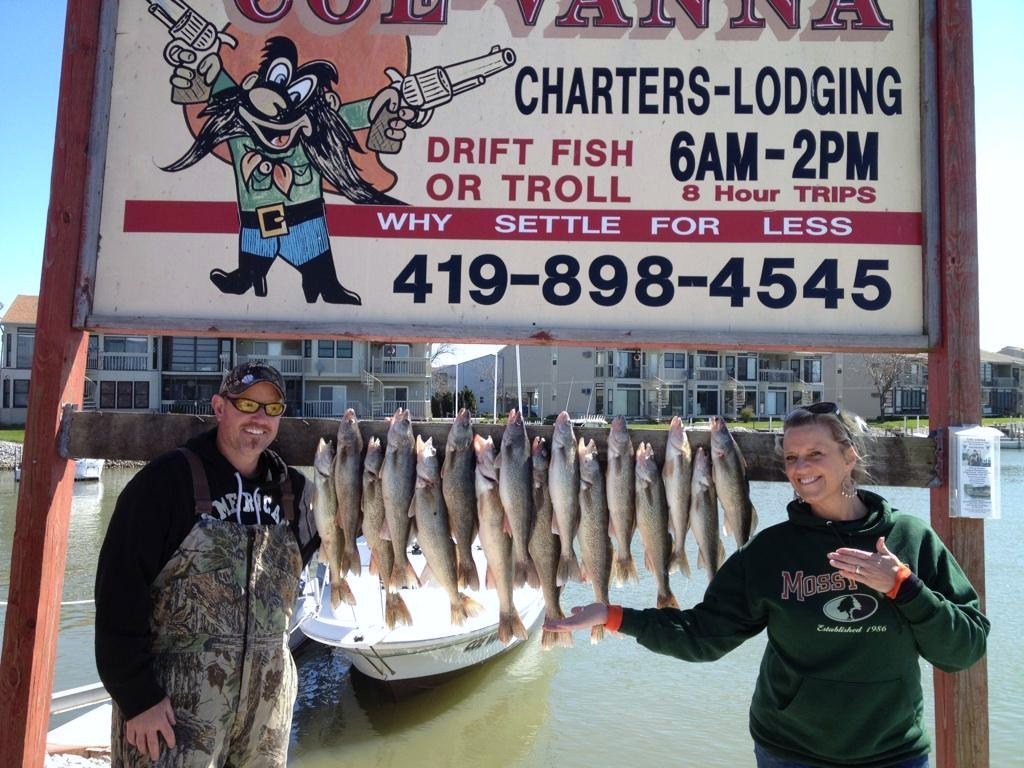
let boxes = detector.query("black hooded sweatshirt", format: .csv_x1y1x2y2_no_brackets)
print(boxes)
94,428,319,719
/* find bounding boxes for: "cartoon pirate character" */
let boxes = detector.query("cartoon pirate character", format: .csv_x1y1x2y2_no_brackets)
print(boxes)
163,35,418,305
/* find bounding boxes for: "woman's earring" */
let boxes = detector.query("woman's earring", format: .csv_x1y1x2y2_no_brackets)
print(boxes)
841,478,857,498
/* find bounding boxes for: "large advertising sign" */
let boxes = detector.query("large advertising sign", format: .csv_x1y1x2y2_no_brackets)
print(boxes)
87,0,927,347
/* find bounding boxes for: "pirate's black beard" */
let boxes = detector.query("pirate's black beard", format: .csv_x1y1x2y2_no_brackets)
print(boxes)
300,92,404,206
163,91,248,172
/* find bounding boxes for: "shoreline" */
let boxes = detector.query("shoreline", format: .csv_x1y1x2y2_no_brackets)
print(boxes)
0,441,144,471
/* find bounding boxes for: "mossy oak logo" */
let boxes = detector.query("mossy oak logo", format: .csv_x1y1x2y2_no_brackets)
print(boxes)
822,593,879,623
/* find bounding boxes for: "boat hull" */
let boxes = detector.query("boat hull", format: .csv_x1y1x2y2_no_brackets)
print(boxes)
299,542,545,687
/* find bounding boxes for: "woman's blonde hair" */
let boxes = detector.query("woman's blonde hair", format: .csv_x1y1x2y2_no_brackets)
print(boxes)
777,402,873,484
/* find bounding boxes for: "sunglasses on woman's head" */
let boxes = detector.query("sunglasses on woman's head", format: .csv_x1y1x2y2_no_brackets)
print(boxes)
226,396,287,417
786,401,841,420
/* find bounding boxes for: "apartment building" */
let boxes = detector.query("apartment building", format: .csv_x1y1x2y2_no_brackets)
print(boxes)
437,345,826,420
0,295,432,425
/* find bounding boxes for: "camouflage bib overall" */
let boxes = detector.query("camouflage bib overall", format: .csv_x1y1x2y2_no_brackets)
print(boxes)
112,449,302,767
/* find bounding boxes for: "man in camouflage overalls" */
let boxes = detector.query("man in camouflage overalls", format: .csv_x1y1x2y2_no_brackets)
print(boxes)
96,362,320,766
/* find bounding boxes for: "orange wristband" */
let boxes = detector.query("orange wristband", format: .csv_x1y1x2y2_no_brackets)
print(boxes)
885,564,913,599
605,604,624,633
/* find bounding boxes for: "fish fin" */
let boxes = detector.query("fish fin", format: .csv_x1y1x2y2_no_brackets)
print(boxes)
718,540,727,562
541,629,572,650
525,560,540,589
671,545,691,578
551,515,561,537
503,514,514,537
394,560,420,589
657,592,679,610
379,520,392,542
612,555,639,586
556,551,583,586
697,548,706,571
420,563,434,587
590,624,605,644
498,613,513,645
461,559,481,592
511,610,528,642
408,496,418,519
579,562,591,584
644,551,654,574
514,559,530,588
452,593,485,626
332,577,357,609
384,593,414,629
345,540,361,577
367,552,378,576
485,565,496,590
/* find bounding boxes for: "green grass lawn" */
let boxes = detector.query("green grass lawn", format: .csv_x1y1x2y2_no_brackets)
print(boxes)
0,429,25,443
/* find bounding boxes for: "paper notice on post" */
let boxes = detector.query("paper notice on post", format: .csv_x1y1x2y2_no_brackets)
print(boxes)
950,426,1002,519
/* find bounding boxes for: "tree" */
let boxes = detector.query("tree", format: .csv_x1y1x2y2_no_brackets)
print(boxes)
862,353,913,419
458,386,477,415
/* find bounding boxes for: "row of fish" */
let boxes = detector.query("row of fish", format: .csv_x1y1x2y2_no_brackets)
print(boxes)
311,408,758,649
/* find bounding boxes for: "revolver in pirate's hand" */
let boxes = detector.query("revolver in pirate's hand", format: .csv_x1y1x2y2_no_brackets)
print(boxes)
367,46,517,154
147,0,237,104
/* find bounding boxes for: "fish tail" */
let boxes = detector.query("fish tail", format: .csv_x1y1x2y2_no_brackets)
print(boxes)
392,558,420,589
344,540,361,577
331,577,357,609
511,610,528,642
459,558,481,592
657,591,679,610
590,624,605,644
671,546,691,578
556,550,583,586
498,611,527,645
384,592,413,629
451,593,486,625
512,561,528,589
612,554,639,586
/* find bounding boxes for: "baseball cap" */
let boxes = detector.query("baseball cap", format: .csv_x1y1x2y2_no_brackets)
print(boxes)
220,361,286,399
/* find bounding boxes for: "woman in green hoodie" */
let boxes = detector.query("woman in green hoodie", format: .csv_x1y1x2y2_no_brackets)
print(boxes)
545,402,989,768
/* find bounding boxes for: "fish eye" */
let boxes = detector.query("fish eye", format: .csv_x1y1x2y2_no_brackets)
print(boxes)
287,75,315,105
267,59,292,86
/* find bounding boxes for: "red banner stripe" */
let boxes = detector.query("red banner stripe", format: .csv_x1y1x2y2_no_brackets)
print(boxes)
123,200,922,245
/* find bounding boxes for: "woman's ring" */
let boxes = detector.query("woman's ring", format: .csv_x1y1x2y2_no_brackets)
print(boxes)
856,565,862,575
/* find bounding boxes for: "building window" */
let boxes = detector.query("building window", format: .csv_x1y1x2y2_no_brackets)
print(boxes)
87,336,100,369
104,336,148,354
16,330,35,369
803,358,822,384
696,351,718,369
13,379,30,407
664,353,686,369
2,378,9,408
318,341,353,359
163,337,225,372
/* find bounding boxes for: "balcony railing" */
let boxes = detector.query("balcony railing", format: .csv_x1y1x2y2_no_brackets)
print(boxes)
371,357,430,378
372,399,431,420
160,400,214,415
307,357,359,376
656,367,688,381
758,370,796,383
98,352,151,372
302,400,365,419
235,354,305,375
692,368,724,381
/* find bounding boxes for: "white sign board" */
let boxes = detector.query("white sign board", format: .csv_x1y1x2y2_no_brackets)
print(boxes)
87,0,926,346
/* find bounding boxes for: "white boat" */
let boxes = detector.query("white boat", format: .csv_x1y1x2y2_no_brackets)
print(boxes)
299,541,545,696
14,457,105,482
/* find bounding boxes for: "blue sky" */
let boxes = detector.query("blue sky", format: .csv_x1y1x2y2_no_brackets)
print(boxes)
2,2,1020,365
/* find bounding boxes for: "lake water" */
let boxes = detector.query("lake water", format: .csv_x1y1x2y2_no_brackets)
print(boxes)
1,451,1021,767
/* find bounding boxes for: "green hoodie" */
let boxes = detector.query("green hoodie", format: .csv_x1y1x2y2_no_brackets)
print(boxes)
615,491,989,767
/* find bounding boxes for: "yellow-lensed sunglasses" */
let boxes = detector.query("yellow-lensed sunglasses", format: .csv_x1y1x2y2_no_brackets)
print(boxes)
226,396,287,417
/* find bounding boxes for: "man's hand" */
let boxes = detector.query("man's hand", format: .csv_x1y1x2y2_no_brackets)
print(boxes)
125,696,177,761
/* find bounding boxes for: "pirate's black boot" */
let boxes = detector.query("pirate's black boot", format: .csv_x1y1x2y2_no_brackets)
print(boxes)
297,252,362,305
210,252,272,297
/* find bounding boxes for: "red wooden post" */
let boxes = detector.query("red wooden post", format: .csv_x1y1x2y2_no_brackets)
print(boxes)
0,2,103,765
930,1,988,767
